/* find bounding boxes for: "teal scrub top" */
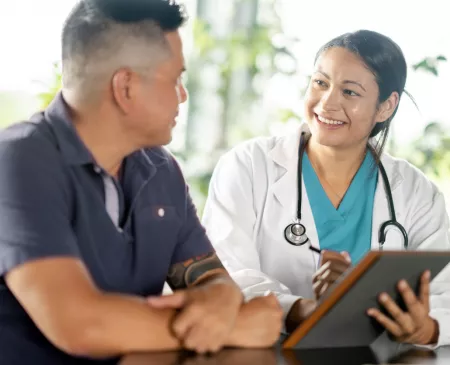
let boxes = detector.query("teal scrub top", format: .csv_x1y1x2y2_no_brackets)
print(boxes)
303,151,378,264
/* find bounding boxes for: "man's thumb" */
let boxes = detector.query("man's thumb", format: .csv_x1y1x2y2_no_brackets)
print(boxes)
147,291,186,309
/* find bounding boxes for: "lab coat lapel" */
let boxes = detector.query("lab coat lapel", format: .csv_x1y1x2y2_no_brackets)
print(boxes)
269,141,297,212
268,124,308,210
268,124,321,263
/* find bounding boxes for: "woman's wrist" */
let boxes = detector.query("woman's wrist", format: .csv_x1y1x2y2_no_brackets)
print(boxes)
425,318,440,345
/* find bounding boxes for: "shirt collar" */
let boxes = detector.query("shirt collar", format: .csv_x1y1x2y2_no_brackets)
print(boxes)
127,148,169,181
44,91,169,178
44,91,95,166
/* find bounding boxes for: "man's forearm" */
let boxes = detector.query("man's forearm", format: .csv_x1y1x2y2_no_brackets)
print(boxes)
71,293,181,357
167,252,235,289
88,289,244,356
167,252,243,307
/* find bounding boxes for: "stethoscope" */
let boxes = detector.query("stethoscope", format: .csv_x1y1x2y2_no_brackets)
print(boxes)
284,132,409,251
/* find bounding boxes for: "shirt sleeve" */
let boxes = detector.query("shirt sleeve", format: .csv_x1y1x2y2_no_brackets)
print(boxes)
0,134,80,277
169,156,214,265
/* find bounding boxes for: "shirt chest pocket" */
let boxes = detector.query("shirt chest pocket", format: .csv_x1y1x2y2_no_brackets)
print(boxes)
133,204,183,269
135,205,182,241
144,205,179,222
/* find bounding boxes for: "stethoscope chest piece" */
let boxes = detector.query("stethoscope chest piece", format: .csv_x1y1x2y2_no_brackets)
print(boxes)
284,221,309,246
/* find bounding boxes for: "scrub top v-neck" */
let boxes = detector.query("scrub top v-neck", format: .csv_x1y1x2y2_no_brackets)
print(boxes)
303,151,378,264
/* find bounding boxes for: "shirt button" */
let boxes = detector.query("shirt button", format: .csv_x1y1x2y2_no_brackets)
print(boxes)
94,166,101,174
158,208,165,217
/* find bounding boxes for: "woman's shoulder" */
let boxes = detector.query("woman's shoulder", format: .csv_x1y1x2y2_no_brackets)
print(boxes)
230,134,285,154
211,134,294,184
380,153,442,197
220,134,286,164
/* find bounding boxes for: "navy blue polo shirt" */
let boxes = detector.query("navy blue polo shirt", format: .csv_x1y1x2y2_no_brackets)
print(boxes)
0,93,214,364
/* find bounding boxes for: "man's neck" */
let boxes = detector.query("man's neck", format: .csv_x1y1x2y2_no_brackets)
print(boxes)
306,138,368,187
64,93,136,178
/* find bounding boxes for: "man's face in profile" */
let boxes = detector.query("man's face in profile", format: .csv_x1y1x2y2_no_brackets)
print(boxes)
126,30,187,147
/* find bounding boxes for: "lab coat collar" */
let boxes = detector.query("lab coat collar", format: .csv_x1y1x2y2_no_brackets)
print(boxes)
267,123,309,170
267,123,404,211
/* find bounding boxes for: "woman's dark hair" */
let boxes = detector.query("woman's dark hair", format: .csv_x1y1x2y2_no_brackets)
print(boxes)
314,30,408,160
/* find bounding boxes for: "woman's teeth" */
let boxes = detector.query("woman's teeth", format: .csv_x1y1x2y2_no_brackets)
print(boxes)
318,115,345,125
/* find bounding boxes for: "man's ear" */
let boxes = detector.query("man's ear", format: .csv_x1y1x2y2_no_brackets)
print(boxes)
375,91,399,123
111,68,138,114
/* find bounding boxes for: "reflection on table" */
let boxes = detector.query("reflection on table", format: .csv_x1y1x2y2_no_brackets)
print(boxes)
120,346,450,365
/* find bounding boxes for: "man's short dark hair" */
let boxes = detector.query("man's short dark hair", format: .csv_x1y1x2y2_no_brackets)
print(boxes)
61,0,187,90
89,0,187,27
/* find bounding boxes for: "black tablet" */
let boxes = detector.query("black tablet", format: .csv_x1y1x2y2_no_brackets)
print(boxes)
283,250,450,349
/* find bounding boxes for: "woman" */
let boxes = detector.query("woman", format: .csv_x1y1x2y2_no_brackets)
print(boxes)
202,30,450,347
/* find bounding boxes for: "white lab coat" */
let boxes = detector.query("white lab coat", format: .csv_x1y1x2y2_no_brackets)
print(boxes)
202,123,450,347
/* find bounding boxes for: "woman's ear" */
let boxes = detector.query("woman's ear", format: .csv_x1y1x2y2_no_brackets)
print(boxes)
375,91,399,123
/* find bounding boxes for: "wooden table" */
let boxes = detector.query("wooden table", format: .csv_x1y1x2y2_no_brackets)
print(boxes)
120,346,450,365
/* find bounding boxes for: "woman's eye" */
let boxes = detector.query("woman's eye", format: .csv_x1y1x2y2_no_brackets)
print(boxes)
314,79,326,87
344,89,359,97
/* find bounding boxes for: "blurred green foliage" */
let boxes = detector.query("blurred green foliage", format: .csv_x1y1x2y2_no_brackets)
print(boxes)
183,2,450,214
397,55,450,182
407,122,450,177
37,62,62,109
412,55,447,76
0,0,448,214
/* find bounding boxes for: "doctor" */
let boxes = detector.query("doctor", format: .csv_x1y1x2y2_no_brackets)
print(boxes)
202,30,450,347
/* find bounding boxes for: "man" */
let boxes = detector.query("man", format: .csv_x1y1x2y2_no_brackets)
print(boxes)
0,0,282,363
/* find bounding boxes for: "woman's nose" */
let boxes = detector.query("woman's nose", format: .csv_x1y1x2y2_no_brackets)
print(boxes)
320,89,340,111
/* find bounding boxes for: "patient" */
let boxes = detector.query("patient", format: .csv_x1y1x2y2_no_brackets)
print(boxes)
0,0,282,364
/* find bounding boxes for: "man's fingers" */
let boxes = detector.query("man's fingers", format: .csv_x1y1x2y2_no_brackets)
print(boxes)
147,291,186,309
172,303,203,339
183,324,223,354
181,326,203,353
182,326,206,353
